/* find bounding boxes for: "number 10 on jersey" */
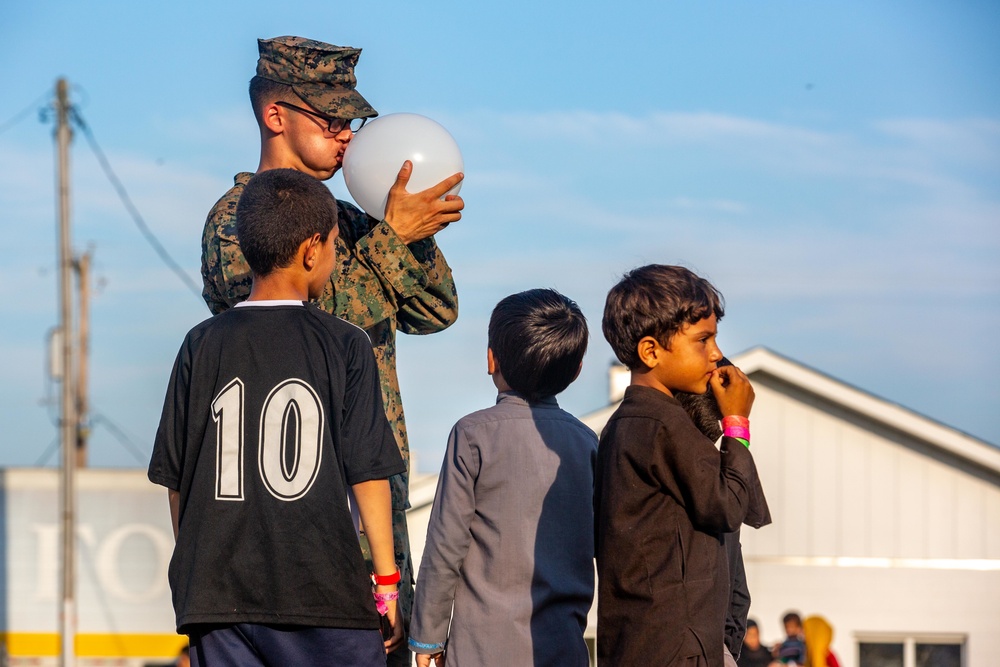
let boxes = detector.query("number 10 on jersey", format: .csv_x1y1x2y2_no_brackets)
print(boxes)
212,377,326,502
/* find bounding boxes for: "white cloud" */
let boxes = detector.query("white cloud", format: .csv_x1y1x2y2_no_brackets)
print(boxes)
451,110,1000,202
872,117,1000,166
149,108,258,154
668,197,748,214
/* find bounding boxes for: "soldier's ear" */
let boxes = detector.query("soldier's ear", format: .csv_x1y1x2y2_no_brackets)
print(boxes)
261,102,285,135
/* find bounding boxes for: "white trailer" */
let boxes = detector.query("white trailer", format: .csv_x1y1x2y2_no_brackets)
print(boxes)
0,468,182,666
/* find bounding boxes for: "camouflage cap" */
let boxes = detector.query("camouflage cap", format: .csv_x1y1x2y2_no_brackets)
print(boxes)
256,36,378,120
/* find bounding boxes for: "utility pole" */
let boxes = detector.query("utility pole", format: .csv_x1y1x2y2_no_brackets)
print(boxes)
74,250,91,468
55,76,77,667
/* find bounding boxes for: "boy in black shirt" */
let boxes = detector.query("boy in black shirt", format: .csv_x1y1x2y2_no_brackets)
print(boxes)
595,264,764,667
149,169,405,666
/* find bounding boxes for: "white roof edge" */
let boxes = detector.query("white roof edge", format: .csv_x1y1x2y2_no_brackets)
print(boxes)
580,405,619,434
732,347,1000,475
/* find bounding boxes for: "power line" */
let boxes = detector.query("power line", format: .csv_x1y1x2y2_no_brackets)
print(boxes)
0,90,51,136
37,409,150,466
90,410,149,464
71,108,203,299
35,436,61,467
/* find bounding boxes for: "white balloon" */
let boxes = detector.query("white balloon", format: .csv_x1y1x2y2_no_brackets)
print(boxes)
342,113,464,220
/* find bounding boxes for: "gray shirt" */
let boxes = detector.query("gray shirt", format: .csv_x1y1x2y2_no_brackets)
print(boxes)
410,392,597,666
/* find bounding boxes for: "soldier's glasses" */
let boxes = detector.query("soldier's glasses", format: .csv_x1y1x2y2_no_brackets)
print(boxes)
275,101,368,134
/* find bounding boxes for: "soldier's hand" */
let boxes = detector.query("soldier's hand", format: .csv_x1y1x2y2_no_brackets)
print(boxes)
383,160,464,245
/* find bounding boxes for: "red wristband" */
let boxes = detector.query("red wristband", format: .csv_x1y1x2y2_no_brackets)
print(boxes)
722,415,749,429
372,570,401,586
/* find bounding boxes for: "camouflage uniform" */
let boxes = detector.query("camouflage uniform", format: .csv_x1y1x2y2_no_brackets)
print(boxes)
200,37,459,663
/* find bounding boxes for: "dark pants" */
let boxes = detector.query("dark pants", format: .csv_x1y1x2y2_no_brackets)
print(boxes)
189,624,386,667
386,646,411,667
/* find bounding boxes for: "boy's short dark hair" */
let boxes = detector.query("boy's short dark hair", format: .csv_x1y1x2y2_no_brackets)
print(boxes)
746,618,759,630
488,289,588,402
783,611,802,627
249,75,298,123
236,168,337,277
602,264,725,370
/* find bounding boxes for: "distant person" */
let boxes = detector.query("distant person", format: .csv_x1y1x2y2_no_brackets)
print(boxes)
409,289,596,667
200,36,463,666
774,611,807,665
152,169,406,666
174,645,190,667
595,264,765,667
803,615,841,667
737,620,773,667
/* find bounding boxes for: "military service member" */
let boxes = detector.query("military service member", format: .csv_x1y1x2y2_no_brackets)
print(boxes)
200,36,463,665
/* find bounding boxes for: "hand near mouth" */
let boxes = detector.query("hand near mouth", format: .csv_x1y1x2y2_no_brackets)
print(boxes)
710,365,754,418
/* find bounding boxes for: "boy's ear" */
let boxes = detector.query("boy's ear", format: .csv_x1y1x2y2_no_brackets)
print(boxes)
635,336,663,369
301,233,323,269
487,347,498,375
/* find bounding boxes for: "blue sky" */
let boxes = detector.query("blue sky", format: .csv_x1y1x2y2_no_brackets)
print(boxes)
1,1,998,471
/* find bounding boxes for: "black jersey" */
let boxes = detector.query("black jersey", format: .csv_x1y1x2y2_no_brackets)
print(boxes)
148,302,405,632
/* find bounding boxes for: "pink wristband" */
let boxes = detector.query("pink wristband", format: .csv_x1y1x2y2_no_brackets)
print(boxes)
373,590,399,616
724,426,750,441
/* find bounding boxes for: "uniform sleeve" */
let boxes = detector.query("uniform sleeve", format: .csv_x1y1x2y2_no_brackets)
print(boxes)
340,203,459,335
209,234,253,313
408,422,480,655
654,415,758,534
147,340,192,491
339,331,406,484
200,179,253,315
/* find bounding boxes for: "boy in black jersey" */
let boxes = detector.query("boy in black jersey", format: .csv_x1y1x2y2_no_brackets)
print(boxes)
149,169,406,667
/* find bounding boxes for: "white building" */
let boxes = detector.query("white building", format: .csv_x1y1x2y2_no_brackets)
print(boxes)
407,347,1000,667
696,347,1000,667
0,468,181,666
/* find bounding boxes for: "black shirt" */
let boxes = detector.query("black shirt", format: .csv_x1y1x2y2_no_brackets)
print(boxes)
595,386,761,667
149,303,405,632
738,644,774,667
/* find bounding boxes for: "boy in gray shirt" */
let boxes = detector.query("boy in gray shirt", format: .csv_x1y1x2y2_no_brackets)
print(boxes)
409,289,597,667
